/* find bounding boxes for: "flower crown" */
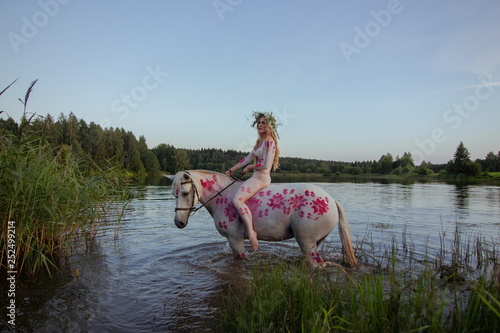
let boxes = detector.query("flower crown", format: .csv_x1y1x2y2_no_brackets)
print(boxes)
249,111,281,137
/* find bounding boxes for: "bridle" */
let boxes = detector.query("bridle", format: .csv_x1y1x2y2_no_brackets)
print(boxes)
174,172,241,217
174,178,201,214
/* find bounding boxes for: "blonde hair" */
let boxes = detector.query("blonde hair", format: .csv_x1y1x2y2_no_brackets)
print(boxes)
254,116,280,172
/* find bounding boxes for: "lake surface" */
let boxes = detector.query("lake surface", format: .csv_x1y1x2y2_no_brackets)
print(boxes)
5,178,500,332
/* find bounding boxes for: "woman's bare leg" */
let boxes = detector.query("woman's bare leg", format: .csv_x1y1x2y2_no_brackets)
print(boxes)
232,177,267,251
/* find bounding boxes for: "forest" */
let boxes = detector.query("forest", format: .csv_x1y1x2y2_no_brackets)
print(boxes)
1,112,499,178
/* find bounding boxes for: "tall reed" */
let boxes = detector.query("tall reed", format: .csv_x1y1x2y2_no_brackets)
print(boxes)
1,80,128,275
0,133,127,275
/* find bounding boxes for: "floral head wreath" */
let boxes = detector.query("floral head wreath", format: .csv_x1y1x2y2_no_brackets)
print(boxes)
249,111,281,138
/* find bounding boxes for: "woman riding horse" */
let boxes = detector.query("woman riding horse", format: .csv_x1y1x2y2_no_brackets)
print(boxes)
225,112,280,252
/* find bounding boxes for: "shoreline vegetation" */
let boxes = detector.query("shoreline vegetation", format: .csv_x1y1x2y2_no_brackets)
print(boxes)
1,81,129,275
217,226,500,332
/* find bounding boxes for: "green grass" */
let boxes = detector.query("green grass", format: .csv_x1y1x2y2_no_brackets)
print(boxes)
489,172,500,178
217,229,500,332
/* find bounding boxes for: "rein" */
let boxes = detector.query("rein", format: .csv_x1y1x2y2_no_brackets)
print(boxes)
174,174,243,216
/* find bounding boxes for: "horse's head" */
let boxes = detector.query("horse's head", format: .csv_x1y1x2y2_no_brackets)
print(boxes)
168,171,200,228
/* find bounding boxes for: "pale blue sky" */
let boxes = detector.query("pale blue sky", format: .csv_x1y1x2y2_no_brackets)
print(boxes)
1,0,499,164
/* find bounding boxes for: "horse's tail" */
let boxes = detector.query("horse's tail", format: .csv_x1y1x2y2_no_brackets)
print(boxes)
335,200,358,267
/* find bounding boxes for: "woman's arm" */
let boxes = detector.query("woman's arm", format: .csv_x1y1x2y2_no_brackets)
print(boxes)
244,140,275,173
226,151,254,175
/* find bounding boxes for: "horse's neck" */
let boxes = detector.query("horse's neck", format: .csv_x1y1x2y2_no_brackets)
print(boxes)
191,170,236,203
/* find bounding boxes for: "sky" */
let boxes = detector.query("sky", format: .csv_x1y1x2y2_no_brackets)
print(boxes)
1,0,499,164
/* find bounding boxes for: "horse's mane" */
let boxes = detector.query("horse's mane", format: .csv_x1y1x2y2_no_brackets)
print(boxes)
190,169,228,179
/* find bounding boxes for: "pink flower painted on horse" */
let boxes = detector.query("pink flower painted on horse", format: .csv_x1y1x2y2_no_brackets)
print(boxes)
200,178,215,191
289,194,307,211
268,193,286,210
216,196,228,206
310,252,324,263
224,204,238,222
311,197,329,215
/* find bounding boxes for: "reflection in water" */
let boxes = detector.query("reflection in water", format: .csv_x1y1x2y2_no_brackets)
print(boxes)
4,179,500,332
453,183,470,210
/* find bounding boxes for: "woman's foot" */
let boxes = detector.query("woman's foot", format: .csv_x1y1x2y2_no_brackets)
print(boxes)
249,231,259,252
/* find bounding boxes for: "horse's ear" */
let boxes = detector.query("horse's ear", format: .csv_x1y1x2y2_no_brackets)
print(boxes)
165,175,175,181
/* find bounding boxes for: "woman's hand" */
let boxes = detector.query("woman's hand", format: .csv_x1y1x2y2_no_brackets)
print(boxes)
225,169,233,176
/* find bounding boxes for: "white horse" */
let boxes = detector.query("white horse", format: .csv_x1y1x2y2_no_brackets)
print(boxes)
168,170,357,268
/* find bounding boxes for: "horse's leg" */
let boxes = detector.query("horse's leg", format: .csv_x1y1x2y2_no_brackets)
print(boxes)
293,222,334,269
301,242,333,268
227,235,247,259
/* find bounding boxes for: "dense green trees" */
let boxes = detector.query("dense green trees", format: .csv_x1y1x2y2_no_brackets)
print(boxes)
2,112,498,178
0,113,160,175
476,150,500,172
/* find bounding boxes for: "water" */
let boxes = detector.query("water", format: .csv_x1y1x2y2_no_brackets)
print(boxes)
4,179,500,332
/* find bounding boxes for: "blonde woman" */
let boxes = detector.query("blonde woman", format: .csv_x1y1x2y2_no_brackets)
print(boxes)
226,112,280,251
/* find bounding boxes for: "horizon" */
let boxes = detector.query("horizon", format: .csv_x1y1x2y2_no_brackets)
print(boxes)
1,1,499,165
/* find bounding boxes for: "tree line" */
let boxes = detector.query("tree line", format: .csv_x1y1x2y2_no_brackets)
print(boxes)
2,113,498,177
1,112,160,175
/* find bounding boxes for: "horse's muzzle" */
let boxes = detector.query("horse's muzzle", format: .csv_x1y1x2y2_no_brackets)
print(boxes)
174,217,187,228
